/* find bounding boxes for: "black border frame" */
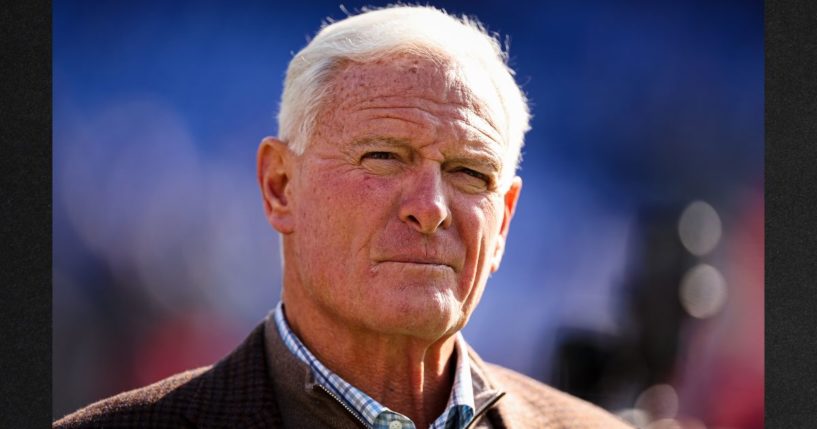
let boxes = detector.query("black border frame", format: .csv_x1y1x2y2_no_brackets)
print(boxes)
765,0,817,426
0,0,53,426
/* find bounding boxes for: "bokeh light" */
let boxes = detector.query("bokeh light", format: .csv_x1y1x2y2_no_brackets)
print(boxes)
636,384,680,423
679,264,728,319
678,201,722,257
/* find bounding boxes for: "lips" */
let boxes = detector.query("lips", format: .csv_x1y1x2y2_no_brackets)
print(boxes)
384,259,450,267
373,254,459,271
371,233,465,272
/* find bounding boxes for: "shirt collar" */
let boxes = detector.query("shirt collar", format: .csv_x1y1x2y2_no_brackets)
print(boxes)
269,302,476,429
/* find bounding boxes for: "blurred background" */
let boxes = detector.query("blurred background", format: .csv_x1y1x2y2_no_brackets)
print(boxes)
53,1,763,427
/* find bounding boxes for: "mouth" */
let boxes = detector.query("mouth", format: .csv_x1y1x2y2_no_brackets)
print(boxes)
390,260,450,267
375,259,456,271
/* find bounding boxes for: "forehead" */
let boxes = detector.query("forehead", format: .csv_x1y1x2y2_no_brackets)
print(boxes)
319,53,506,148
331,55,466,103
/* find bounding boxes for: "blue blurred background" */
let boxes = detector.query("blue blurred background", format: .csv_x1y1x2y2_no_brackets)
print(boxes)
53,1,763,427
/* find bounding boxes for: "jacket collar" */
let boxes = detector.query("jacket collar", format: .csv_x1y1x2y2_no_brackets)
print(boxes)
182,317,364,428
182,323,282,429
182,318,506,429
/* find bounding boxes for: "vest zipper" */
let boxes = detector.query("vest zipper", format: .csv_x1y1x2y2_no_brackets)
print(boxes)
463,391,506,429
316,384,372,429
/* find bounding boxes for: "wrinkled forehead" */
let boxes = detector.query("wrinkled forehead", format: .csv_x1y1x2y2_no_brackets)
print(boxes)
324,52,509,148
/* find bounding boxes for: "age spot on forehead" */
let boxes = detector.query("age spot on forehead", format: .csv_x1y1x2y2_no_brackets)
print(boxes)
334,55,471,107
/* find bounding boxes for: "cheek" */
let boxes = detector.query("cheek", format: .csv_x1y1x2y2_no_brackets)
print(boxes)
461,197,503,250
456,198,503,306
458,197,504,291
296,167,395,255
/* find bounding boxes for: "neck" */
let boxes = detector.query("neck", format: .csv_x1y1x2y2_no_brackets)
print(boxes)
282,287,458,429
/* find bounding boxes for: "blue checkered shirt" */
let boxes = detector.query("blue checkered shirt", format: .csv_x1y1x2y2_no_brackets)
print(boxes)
272,302,476,429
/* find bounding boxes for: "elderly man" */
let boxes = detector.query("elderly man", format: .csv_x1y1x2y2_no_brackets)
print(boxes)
55,5,631,429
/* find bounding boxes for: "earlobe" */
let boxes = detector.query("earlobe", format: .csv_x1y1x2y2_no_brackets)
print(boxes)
257,137,295,234
490,176,522,272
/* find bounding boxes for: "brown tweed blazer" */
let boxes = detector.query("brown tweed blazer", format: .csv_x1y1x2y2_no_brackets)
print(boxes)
54,321,632,428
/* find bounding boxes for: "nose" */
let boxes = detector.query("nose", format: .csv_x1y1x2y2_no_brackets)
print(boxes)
399,166,452,234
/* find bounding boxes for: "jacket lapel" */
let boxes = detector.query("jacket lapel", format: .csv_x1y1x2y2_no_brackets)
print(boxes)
183,323,283,428
179,319,518,429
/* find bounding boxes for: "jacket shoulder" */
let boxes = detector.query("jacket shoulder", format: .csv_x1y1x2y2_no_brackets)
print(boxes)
484,363,633,428
53,366,210,429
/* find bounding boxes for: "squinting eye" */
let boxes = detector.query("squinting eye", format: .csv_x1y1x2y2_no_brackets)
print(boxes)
361,152,398,161
458,168,489,183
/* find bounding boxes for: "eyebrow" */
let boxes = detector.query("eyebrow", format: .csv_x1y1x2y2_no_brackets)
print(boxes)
446,150,502,174
351,136,411,149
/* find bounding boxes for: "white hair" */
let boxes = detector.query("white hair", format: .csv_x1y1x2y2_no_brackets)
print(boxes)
277,5,531,180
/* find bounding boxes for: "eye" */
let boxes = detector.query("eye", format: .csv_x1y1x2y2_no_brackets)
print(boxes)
449,166,494,192
361,151,398,161
456,167,489,183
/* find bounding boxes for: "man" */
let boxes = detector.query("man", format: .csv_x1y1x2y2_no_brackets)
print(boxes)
55,5,631,428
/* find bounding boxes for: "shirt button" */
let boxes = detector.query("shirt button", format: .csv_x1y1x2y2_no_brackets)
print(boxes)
389,421,403,429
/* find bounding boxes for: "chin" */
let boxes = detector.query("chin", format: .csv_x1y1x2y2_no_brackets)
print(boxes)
362,289,466,341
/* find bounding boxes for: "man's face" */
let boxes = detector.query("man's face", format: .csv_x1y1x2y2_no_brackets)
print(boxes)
269,54,521,341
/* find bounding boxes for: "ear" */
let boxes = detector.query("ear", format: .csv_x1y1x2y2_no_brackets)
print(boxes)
490,176,522,272
257,137,295,234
